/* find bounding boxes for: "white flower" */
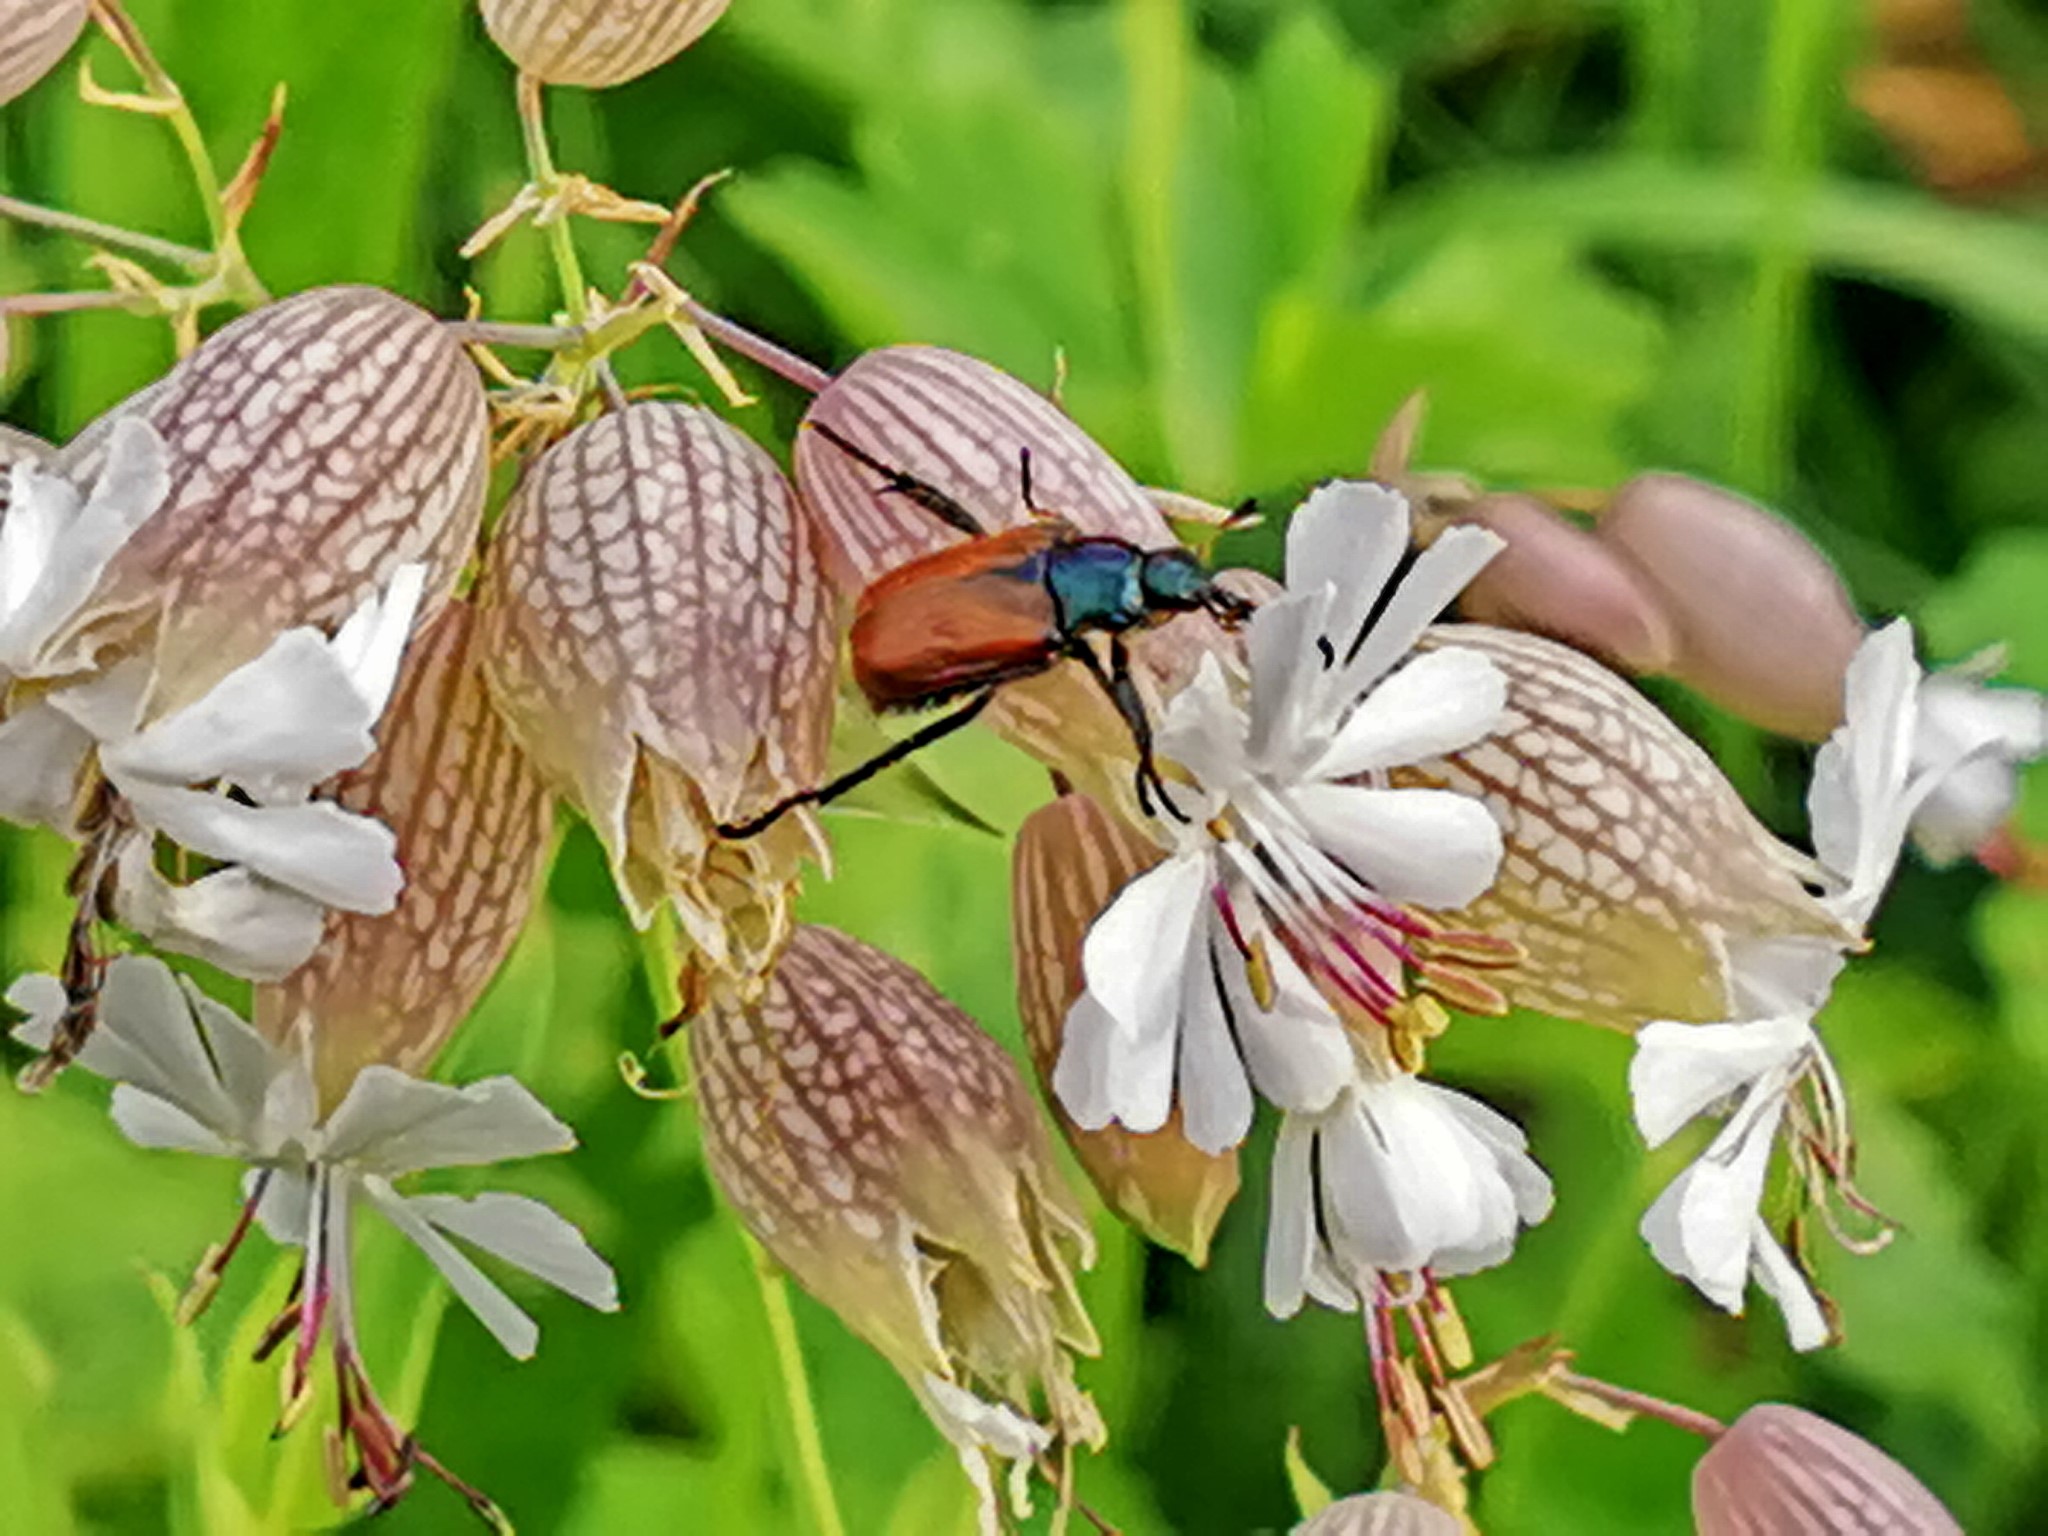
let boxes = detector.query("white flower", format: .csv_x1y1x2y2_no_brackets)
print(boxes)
0,416,166,680
0,563,425,980
8,953,616,1505
1263,1071,1553,1317
1054,482,1509,1153
1908,667,2048,865
1630,622,1940,1348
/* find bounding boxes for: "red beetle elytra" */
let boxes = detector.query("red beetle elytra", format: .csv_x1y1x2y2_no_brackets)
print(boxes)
717,424,1255,838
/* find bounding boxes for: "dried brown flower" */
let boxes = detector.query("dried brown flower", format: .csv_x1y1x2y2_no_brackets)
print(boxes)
693,925,1102,1525
47,285,487,712
479,0,730,88
1013,791,1240,1264
255,598,553,1106
480,401,833,977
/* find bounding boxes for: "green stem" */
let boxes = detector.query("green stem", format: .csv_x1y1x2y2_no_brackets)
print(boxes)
749,1239,848,1536
0,193,211,271
516,72,590,328
89,0,228,250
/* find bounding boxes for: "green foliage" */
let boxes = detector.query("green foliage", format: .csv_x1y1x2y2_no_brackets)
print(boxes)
3,0,2047,1531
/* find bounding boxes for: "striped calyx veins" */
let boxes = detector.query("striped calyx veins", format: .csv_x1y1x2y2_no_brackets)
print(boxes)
479,0,731,88
480,401,834,978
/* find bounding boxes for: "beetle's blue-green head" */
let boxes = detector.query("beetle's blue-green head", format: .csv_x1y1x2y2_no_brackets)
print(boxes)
1140,548,1256,629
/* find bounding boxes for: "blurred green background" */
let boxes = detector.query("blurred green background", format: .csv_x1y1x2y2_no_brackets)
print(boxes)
4,0,2048,1531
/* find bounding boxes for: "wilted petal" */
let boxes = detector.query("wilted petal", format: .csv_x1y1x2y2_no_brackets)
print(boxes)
1446,492,1677,672
693,926,1103,1472
1394,627,1848,1029
113,845,329,982
480,0,730,87
0,0,88,107
114,779,401,915
401,1192,619,1312
318,1067,575,1175
481,403,832,973
0,696,90,830
1295,1491,1462,1536
103,627,376,794
256,601,553,1102
1598,474,1865,741
50,287,486,707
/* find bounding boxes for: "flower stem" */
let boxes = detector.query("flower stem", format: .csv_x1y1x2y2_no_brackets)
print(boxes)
0,193,211,271
749,1237,848,1536
678,299,834,395
1554,1372,1726,1440
516,72,590,328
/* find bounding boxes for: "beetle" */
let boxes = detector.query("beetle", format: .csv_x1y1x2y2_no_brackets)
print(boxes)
716,421,1255,839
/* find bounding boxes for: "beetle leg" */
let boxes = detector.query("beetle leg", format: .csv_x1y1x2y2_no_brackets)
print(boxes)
806,420,986,538
1072,636,1187,824
715,689,998,840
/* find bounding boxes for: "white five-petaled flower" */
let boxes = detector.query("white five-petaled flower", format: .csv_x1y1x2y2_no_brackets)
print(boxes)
0,554,424,981
1264,1068,1554,1317
1053,481,1509,1154
8,955,619,1358
1630,621,1945,1349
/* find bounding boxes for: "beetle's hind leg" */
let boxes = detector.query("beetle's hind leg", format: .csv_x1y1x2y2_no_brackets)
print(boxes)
1072,636,1189,825
806,420,986,538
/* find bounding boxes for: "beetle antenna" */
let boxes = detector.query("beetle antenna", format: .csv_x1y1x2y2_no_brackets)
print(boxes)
1203,584,1257,631
805,420,985,539
1019,446,1038,513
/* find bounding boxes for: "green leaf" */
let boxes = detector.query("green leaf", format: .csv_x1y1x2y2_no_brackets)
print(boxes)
1284,1425,1336,1519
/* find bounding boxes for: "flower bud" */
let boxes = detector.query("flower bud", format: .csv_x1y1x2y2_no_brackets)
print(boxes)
255,599,552,1106
796,345,1232,816
1014,792,1239,1264
0,0,87,107
49,286,487,711
1597,474,1864,740
479,0,730,88
1447,494,1676,673
1694,1405,1962,1535
1395,627,1847,1028
1294,1491,1461,1536
480,402,833,976
693,925,1102,1524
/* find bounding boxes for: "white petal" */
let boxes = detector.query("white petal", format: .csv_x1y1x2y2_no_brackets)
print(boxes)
1333,524,1503,702
1750,1224,1830,1351
1242,586,1335,770
1910,756,2018,866
109,1084,235,1154
1261,1110,1319,1318
1311,647,1507,780
0,465,79,635
1724,935,1845,1019
40,661,148,740
1424,1081,1554,1228
319,1067,576,1175
1285,782,1504,910
1628,1016,1813,1148
0,418,166,674
1076,851,1212,1135
106,628,376,798
1639,1101,1783,1312
114,779,402,913
329,562,426,718
1285,481,1409,670
0,699,90,831
1050,995,1122,1131
252,1165,315,1247
1174,923,1254,1154
5,973,65,1049
113,844,328,981
1222,933,1351,1116
363,1178,540,1358
1810,621,1919,922
1156,653,1249,788
403,1191,619,1312
1321,1086,1438,1275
